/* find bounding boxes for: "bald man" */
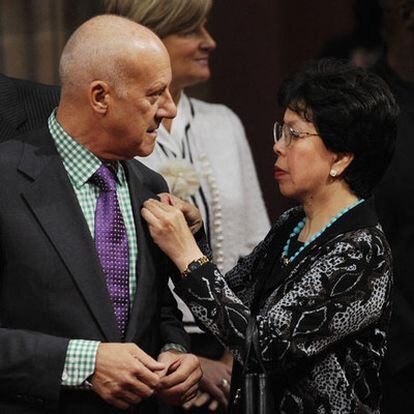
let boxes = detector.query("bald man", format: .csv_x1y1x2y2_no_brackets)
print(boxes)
0,15,201,414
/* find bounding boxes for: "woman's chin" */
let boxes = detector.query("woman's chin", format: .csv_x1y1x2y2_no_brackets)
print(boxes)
182,72,211,89
277,183,293,199
278,187,304,204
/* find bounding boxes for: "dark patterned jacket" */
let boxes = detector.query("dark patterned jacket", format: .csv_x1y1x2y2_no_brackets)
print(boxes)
0,73,60,142
175,198,392,413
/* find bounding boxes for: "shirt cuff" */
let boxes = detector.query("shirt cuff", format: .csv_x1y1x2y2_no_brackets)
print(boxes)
61,339,100,388
160,342,187,354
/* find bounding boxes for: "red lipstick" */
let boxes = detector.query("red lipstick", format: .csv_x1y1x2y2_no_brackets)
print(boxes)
274,166,287,179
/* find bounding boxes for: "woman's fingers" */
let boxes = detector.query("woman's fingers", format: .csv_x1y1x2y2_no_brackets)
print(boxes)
143,198,177,217
140,206,161,227
208,399,219,411
158,192,173,205
148,198,171,212
193,392,211,407
143,199,188,230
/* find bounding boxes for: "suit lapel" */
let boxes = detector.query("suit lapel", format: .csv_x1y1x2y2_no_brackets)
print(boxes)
18,130,121,342
123,161,160,341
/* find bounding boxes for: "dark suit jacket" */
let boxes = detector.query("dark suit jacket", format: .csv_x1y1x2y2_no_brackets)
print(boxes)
0,73,60,142
0,128,189,414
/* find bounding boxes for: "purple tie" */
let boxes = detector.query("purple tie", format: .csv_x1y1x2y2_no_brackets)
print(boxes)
90,164,129,337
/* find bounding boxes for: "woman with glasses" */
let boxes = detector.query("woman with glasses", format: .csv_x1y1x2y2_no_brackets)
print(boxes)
141,59,398,413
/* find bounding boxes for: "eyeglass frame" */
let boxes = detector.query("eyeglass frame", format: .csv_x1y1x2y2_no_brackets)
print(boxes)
273,121,319,146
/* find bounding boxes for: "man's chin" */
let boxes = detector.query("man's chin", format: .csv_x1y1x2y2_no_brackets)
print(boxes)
146,130,158,139
135,143,156,158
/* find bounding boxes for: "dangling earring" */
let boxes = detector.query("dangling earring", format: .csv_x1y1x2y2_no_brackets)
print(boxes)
330,169,337,177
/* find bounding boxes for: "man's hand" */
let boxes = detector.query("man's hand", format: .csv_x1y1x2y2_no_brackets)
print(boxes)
156,351,202,406
92,343,166,410
158,193,203,235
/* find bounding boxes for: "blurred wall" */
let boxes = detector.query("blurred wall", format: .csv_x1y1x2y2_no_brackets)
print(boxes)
206,1,354,218
0,0,354,219
0,0,103,83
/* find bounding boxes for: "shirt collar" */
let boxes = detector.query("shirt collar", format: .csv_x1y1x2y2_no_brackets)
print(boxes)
48,110,126,188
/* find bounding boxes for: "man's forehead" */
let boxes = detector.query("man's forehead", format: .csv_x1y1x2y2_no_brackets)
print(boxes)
135,52,171,81
134,42,170,68
127,69,171,95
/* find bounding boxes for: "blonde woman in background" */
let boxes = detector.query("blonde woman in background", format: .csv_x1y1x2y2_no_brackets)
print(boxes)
105,0,270,412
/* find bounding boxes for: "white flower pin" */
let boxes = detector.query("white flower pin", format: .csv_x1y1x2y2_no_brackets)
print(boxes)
159,159,200,200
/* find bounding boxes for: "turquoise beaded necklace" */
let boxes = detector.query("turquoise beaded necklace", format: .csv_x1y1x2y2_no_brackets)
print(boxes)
281,198,365,266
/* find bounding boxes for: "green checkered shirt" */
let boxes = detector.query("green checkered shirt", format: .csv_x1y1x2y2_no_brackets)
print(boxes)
48,111,138,387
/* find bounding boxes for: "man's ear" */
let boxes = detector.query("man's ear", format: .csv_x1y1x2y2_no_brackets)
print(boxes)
331,152,354,177
89,80,110,114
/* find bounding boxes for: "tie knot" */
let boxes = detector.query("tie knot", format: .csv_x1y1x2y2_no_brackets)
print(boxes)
90,164,117,192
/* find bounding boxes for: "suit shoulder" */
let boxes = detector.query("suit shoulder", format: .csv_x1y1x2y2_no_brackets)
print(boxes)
4,78,60,132
13,77,60,97
14,78,60,115
127,158,168,192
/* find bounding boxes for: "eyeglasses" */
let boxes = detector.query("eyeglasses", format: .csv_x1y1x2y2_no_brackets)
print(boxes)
273,121,319,146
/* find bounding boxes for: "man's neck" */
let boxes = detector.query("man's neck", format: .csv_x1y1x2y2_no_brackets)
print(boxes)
56,105,108,159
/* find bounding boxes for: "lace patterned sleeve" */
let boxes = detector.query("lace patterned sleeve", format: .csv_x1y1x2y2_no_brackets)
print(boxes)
174,228,392,372
194,209,293,300
195,226,271,307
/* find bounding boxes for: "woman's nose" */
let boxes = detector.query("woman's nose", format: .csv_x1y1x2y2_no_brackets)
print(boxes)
200,27,216,51
273,140,284,157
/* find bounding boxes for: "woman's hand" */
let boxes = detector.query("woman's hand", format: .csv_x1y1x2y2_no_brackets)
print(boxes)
198,357,231,409
141,198,203,272
158,193,203,235
182,391,219,411
182,354,232,411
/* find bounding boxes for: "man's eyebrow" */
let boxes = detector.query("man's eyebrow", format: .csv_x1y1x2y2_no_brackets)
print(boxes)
146,83,167,94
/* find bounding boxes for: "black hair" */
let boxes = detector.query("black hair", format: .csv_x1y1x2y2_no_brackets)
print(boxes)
278,58,399,198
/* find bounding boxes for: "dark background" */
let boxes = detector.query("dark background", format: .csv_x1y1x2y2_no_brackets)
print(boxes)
0,0,355,219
